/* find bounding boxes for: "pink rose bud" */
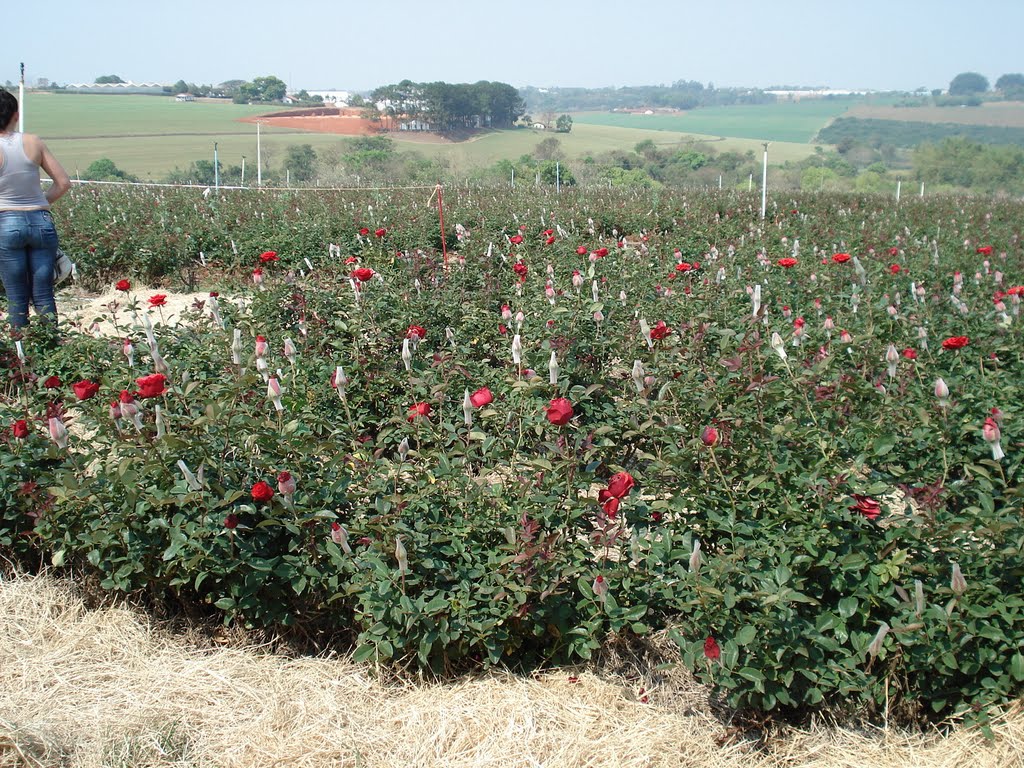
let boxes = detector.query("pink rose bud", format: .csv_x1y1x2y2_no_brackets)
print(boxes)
395,536,408,575
983,417,1004,461
950,562,967,595
277,471,296,497
331,521,352,553
48,417,69,449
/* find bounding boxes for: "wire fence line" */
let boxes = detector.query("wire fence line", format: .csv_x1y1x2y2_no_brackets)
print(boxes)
67,179,440,192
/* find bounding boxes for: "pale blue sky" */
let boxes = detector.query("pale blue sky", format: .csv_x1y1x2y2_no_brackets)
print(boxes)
12,0,1024,93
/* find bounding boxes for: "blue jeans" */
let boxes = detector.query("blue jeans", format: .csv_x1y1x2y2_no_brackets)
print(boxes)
0,209,59,327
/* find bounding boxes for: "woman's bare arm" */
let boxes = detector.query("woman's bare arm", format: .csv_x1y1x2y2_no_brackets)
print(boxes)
24,134,72,204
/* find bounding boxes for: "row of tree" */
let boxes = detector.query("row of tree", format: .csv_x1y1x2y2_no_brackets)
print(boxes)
949,72,1024,97
521,81,776,113
365,80,525,132
913,137,1024,195
87,74,293,103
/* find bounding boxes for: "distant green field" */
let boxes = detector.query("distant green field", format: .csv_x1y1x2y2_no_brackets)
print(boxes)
22,92,818,180
24,93,347,179
23,92,289,138
572,100,857,144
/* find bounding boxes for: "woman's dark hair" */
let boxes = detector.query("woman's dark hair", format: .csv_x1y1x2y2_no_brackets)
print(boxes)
0,89,19,129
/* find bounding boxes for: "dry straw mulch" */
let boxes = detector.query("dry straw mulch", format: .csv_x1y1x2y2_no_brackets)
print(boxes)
1,574,1022,768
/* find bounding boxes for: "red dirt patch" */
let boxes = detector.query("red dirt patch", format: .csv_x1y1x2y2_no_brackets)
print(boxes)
240,108,381,136
239,108,469,143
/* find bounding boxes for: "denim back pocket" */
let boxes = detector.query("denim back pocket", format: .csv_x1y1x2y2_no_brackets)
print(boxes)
0,217,26,251
35,211,59,249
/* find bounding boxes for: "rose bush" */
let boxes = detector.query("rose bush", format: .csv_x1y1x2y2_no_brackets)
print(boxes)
1,185,1022,731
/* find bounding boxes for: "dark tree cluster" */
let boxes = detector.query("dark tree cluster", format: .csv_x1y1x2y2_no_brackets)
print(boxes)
369,80,526,133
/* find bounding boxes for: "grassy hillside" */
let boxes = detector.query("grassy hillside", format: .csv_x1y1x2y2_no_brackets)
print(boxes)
413,124,815,175
571,100,857,144
24,92,816,180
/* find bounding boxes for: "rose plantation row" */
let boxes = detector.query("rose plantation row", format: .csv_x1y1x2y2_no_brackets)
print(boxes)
1,185,1022,730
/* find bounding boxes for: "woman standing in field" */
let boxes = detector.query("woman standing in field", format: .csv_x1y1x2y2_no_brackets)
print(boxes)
0,89,71,328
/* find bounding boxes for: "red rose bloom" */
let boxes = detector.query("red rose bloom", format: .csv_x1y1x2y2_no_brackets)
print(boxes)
941,336,969,350
359,227,370,236
115,279,131,292
850,494,881,521
602,495,620,518
351,267,375,283
546,398,574,426
901,348,917,360
509,234,524,245
44,375,61,389
224,513,239,529
889,264,901,274
592,247,609,258
701,426,719,447
1008,286,1024,296
259,251,279,263
649,320,672,340
576,246,588,255
976,245,993,255
469,387,493,408
12,419,30,439
832,252,851,263
72,380,100,401
251,481,274,503
407,402,432,421
513,262,528,280
406,325,426,341
704,636,721,661
148,294,168,307
777,257,798,268
606,471,635,499
374,228,386,238
675,262,692,272
135,373,168,398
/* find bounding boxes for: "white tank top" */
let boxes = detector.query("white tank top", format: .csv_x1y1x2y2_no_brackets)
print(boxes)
0,132,49,210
